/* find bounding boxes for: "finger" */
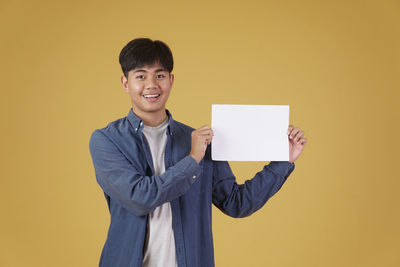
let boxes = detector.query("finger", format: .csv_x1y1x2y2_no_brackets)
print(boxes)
289,127,300,139
288,125,296,136
197,128,213,134
287,125,294,135
195,130,213,137
195,127,213,133
300,137,307,145
192,130,212,138
197,125,211,131
196,135,214,145
294,130,304,143
205,134,214,142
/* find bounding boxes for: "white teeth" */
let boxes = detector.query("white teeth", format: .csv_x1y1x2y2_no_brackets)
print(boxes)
144,94,160,98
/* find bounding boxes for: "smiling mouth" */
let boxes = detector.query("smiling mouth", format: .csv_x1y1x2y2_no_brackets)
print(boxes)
143,94,160,98
143,94,161,101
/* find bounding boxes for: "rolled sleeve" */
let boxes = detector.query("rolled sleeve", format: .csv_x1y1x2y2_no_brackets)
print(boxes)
89,130,202,216
212,160,295,218
267,161,295,179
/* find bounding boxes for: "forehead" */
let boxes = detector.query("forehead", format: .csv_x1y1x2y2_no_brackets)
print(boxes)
131,62,167,73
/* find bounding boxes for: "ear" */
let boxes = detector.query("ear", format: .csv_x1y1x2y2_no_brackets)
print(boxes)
121,75,129,93
169,73,174,86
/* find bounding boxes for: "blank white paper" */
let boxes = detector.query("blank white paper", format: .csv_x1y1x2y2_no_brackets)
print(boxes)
211,104,289,161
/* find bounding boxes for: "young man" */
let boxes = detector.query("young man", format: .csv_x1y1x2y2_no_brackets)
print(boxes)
89,38,307,267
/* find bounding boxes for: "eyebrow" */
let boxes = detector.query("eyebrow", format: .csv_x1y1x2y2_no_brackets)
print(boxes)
132,68,167,74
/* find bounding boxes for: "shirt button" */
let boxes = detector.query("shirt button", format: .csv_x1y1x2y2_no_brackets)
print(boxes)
140,122,143,126
192,175,196,179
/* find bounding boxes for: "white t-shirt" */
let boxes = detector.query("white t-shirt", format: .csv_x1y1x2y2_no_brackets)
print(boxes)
142,119,177,267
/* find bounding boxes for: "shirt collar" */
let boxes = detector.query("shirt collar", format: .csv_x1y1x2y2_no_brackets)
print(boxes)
127,108,175,136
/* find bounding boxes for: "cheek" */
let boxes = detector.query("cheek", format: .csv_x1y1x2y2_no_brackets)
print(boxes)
163,86,172,93
161,83,172,94
128,84,143,95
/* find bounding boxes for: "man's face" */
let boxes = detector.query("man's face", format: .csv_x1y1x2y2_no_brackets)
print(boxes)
121,62,174,118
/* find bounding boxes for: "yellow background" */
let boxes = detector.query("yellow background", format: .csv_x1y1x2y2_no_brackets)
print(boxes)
1,0,399,266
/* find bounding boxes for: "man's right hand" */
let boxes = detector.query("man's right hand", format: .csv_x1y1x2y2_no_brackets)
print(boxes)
189,126,214,164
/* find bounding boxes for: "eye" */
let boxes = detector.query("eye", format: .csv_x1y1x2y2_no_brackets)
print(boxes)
136,75,145,80
156,74,166,79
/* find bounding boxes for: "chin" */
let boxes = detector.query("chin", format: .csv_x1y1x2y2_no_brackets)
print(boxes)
143,105,165,113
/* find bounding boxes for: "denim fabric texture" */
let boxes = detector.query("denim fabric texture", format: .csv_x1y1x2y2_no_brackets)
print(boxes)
89,109,295,267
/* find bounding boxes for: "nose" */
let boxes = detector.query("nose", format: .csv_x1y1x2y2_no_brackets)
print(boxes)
146,76,157,89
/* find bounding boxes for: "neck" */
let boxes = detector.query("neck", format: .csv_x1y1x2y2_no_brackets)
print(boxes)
131,107,168,127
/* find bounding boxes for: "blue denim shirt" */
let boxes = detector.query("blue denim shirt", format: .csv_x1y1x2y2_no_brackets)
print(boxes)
89,109,295,267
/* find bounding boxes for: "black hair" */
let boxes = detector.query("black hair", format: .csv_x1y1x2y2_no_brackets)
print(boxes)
119,38,174,78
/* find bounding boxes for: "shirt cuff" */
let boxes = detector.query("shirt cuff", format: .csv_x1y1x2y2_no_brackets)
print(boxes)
268,161,295,177
178,155,202,182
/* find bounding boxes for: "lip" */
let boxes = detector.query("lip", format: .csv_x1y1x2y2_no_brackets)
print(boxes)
143,94,161,103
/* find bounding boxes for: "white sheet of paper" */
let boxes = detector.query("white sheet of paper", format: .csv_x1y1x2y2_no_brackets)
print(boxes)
211,104,290,161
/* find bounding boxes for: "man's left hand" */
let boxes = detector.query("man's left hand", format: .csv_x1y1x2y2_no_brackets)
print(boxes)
287,125,307,163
